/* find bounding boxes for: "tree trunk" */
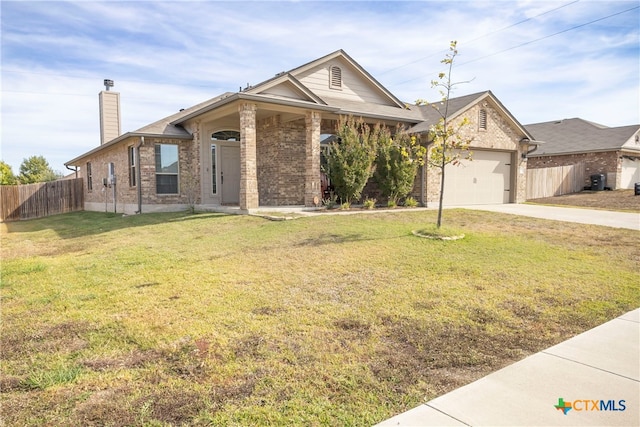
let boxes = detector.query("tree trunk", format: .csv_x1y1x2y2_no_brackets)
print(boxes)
437,153,446,228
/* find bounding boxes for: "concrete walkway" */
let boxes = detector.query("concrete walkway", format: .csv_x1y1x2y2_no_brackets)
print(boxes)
376,308,640,426
459,204,640,231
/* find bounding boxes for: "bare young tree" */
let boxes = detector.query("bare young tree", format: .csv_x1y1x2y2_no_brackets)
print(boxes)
416,41,473,228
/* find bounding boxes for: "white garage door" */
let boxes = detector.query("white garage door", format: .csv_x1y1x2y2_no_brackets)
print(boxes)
620,157,640,189
442,150,512,206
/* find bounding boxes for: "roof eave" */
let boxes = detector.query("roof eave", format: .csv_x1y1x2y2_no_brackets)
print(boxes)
65,131,193,166
173,93,339,126
529,146,638,158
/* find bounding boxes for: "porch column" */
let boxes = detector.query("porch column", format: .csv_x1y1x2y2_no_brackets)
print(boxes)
239,102,259,210
305,111,322,207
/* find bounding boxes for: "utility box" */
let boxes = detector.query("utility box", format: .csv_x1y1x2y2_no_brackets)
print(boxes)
590,173,606,191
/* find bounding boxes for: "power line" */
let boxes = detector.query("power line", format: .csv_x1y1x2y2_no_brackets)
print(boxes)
394,4,640,86
378,0,581,75
457,5,640,68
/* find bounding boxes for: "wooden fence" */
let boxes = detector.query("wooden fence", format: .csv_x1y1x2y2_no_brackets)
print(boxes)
526,163,585,199
0,178,84,222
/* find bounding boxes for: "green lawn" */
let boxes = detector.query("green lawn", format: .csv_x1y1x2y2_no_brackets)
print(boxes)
1,210,638,426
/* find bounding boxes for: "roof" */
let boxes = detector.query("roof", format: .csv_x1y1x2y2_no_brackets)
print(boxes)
408,90,534,141
175,49,421,125
66,52,538,167
66,93,234,166
525,118,640,156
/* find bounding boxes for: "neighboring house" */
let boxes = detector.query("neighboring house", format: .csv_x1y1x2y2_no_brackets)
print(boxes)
65,50,537,214
525,118,640,190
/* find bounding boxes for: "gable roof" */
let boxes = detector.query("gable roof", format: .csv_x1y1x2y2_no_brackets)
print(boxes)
244,72,327,105
266,49,407,109
408,90,534,140
525,118,640,156
175,49,424,126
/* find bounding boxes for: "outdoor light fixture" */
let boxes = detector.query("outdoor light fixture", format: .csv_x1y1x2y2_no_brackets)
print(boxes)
103,79,114,91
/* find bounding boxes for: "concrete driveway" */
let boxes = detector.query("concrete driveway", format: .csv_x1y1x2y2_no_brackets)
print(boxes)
455,204,639,231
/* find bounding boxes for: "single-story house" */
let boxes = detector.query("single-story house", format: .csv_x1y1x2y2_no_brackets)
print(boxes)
525,118,640,190
65,50,537,214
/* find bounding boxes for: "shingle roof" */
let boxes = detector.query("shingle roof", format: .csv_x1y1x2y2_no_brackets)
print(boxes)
135,92,235,136
407,91,489,133
525,118,640,156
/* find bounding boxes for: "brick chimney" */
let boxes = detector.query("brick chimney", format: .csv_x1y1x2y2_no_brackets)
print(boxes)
99,79,121,145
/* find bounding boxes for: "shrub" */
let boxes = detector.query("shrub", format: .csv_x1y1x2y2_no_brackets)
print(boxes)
327,116,378,205
323,192,338,209
374,130,425,206
363,198,376,209
404,196,418,207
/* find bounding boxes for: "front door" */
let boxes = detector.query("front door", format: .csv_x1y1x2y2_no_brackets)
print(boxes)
221,145,240,204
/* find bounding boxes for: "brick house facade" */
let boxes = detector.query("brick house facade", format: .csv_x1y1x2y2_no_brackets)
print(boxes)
525,118,640,190
66,51,537,214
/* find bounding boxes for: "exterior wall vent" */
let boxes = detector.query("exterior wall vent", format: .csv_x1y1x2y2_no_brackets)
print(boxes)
330,65,342,89
479,109,487,130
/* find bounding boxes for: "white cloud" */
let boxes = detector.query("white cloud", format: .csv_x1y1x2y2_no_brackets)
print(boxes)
1,0,638,174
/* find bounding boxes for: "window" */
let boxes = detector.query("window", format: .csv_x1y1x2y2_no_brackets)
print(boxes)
329,65,342,89
128,146,137,187
86,162,93,191
108,162,115,184
211,130,240,141
479,109,487,130
211,144,217,194
155,144,179,194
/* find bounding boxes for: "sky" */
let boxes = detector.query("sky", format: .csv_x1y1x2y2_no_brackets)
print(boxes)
1,0,639,175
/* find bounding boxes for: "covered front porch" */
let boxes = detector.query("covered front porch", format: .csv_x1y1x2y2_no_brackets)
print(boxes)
183,98,338,212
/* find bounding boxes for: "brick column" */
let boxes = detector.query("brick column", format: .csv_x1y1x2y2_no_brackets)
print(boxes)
239,103,259,210
305,111,322,207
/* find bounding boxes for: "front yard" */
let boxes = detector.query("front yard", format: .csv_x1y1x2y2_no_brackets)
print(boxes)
1,210,638,425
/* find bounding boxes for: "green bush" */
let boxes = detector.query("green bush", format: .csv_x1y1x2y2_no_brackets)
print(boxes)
404,196,419,207
374,130,425,206
327,116,378,205
363,198,376,209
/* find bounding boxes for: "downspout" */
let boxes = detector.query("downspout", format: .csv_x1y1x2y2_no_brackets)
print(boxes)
65,164,78,178
135,136,144,214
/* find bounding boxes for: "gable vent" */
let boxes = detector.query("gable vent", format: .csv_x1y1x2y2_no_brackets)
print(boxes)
479,109,487,130
330,65,342,89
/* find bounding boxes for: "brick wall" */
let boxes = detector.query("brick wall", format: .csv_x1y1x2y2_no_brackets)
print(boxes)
256,115,306,205
79,136,199,213
417,102,528,205
528,151,619,188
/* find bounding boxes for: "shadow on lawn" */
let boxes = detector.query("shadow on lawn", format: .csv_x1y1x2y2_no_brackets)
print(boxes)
295,231,409,247
2,211,230,239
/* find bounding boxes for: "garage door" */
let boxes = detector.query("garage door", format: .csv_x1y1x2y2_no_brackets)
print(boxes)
620,157,640,189
442,150,512,206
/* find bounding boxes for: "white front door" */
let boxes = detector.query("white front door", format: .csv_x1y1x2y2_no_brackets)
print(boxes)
221,145,240,204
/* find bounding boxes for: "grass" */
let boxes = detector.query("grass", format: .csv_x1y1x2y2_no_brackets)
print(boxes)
1,210,639,426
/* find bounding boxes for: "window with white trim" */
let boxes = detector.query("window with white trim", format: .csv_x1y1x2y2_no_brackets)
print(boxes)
329,65,342,89
155,144,179,194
